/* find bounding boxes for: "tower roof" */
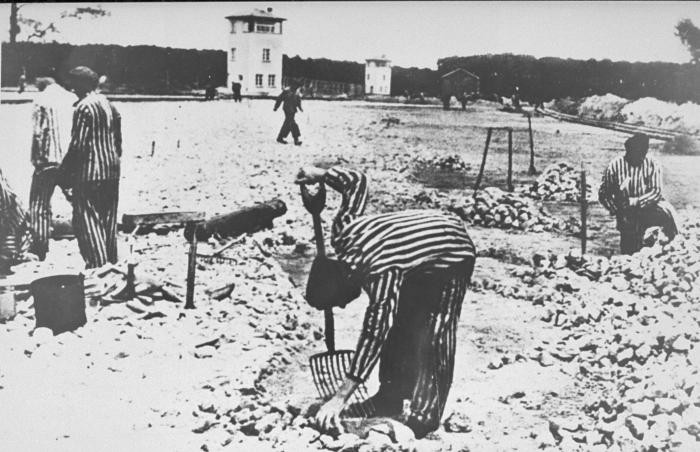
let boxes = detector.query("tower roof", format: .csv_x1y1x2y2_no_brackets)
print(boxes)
366,55,391,63
226,8,286,22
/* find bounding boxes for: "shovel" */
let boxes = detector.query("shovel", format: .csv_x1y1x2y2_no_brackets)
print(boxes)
300,183,375,418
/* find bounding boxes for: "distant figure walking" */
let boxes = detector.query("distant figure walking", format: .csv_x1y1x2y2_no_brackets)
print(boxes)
28,77,78,260
273,82,303,145
232,82,242,102
59,66,122,269
18,69,26,94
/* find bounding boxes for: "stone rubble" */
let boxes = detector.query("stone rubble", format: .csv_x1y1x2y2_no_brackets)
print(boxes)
473,213,700,451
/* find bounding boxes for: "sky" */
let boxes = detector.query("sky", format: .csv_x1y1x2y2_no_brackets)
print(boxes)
1,1,700,69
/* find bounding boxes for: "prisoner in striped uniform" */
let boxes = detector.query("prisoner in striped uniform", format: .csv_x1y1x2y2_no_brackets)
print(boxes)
59,67,122,269
28,77,77,260
598,133,678,254
0,170,34,274
299,166,476,438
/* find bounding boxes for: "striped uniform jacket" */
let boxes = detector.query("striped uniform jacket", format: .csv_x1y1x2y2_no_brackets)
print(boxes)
61,92,122,185
599,155,662,214
325,167,476,382
0,171,31,263
598,155,676,230
31,84,77,168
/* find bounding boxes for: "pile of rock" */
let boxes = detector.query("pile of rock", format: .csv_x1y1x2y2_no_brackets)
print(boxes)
472,216,700,450
537,219,700,305
520,162,594,202
449,187,574,232
414,154,472,172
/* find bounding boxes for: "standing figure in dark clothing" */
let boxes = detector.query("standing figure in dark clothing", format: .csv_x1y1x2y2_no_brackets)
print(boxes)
273,82,303,145
232,82,242,102
298,165,476,439
59,66,122,269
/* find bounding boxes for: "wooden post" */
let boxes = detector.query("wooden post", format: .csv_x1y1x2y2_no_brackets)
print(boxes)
185,222,199,309
473,127,493,196
528,114,537,175
580,165,588,256
507,128,514,192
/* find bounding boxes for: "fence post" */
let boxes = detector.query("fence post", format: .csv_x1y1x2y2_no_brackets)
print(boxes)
580,164,588,256
473,127,493,196
528,114,537,175
507,128,514,192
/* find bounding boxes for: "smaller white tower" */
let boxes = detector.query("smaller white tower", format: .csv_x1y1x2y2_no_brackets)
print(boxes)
365,55,391,96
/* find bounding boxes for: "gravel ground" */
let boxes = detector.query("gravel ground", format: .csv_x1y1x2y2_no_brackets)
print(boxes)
0,99,698,451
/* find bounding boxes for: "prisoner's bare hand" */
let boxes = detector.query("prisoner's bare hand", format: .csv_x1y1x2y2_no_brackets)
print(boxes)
295,166,326,185
315,396,345,432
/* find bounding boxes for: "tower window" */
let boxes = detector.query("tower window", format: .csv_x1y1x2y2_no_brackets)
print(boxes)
256,23,275,33
262,48,270,62
268,74,276,87
255,74,263,88
230,48,236,62
367,74,370,81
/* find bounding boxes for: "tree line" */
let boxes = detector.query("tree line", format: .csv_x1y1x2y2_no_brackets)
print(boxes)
3,42,700,103
1,42,227,94
437,54,700,104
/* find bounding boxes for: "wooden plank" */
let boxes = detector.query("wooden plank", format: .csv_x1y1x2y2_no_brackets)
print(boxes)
121,211,206,229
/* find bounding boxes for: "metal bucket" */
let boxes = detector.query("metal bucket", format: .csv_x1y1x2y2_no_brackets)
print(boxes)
30,274,86,335
0,284,16,321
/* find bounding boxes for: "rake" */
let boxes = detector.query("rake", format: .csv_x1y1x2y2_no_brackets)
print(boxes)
300,183,375,418
197,236,240,265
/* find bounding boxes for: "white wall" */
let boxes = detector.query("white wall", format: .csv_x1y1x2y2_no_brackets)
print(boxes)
365,61,391,95
227,19,283,96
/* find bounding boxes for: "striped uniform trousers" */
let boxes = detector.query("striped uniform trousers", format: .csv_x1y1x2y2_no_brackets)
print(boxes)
29,86,76,259
28,166,60,259
72,181,119,269
1,172,32,270
372,261,474,437
325,166,476,437
598,155,678,254
60,92,121,269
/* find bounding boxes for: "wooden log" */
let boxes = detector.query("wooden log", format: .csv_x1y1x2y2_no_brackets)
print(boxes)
183,199,287,241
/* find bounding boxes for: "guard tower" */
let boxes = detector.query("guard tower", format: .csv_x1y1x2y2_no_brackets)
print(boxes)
226,7,286,96
365,55,391,96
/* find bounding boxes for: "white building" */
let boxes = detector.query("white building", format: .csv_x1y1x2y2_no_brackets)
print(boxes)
226,8,285,96
365,55,391,96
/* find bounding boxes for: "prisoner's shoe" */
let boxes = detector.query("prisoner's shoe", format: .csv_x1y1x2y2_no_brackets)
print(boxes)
294,140,302,146
276,138,288,144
